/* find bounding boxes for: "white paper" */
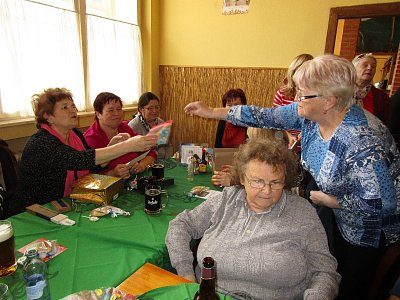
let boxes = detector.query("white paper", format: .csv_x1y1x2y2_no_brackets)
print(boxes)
180,145,202,164
194,189,222,200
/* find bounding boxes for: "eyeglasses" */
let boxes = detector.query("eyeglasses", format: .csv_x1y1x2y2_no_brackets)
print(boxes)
244,174,285,190
296,95,321,102
144,105,161,111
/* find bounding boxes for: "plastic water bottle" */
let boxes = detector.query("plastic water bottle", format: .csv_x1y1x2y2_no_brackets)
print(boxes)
23,249,51,300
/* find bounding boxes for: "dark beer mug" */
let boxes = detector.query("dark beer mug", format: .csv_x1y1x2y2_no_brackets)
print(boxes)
144,185,162,215
151,163,164,180
0,220,17,277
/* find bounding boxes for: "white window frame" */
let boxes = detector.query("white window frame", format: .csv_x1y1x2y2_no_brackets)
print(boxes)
0,0,142,122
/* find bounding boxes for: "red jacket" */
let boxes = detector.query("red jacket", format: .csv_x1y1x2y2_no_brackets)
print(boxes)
368,86,390,126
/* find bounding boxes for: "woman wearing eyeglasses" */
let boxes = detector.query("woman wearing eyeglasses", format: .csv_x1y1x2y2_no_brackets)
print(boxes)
84,92,157,178
128,92,173,159
352,53,390,126
166,139,340,300
184,54,399,300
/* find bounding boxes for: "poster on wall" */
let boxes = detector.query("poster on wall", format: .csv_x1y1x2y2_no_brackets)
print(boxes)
222,0,250,15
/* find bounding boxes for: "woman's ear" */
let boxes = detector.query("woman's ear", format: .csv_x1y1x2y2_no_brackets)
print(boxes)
44,112,53,124
95,111,102,120
138,107,143,114
325,95,338,111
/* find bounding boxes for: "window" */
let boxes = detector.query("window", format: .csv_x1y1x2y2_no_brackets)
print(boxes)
0,0,141,120
357,16,400,53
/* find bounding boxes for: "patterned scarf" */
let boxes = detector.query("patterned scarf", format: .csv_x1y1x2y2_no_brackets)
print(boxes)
137,112,159,132
354,84,372,107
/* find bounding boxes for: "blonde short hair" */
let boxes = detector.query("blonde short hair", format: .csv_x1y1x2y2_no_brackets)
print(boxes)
247,127,289,146
352,53,376,67
282,54,314,98
293,54,356,111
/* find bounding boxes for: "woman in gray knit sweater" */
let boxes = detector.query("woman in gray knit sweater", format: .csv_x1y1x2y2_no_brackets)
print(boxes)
166,139,340,300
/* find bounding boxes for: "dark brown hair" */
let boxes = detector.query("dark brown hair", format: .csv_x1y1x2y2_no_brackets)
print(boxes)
138,92,160,110
32,87,74,129
222,88,247,107
93,92,122,120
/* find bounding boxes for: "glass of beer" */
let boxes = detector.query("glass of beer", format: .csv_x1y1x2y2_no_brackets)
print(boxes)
0,221,17,277
151,163,164,180
144,185,162,215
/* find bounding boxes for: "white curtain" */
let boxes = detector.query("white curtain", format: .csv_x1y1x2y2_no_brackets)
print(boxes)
0,0,84,117
86,15,143,105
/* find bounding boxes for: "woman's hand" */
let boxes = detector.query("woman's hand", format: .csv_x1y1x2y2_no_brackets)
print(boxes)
184,101,231,120
184,101,213,118
129,156,155,174
211,165,233,187
288,133,300,149
112,164,131,179
129,162,148,175
127,134,158,152
108,133,130,146
310,191,340,208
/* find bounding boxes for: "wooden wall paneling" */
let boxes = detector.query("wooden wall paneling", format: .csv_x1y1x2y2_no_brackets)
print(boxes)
159,66,287,154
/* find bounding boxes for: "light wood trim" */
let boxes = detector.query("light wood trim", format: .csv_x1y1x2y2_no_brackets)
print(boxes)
117,262,192,296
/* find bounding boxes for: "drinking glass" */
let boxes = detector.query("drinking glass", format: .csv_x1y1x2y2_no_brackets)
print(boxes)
0,221,17,277
144,185,162,215
0,283,14,300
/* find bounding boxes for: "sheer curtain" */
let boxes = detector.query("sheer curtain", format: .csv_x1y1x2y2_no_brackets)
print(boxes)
0,0,84,118
86,15,143,105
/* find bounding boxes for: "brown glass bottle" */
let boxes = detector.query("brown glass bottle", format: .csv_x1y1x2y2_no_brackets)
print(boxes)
193,257,219,300
199,148,207,173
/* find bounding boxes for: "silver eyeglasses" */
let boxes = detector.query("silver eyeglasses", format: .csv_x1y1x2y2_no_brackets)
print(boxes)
244,174,285,190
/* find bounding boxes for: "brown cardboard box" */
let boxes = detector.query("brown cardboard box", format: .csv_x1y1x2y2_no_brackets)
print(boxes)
70,174,124,205
213,148,238,171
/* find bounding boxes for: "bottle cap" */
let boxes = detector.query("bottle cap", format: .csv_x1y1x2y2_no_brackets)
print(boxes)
25,249,38,259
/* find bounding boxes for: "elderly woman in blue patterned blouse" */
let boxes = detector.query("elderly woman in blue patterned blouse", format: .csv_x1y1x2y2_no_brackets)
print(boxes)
184,54,400,300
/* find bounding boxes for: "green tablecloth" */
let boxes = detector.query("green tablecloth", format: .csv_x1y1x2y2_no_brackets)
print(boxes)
1,160,219,299
137,283,233,300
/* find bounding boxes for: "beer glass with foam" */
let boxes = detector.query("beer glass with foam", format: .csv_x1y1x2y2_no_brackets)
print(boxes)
0,221,16,277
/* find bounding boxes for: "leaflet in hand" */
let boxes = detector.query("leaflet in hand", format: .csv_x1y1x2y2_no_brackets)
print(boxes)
148,120,173,145
125,150,150,167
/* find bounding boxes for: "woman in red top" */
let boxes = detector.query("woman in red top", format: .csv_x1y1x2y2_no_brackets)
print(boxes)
352,53,390,126
214,88,247,148
84,92,157,178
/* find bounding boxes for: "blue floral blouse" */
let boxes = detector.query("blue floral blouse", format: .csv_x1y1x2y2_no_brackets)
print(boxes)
227,103,400,248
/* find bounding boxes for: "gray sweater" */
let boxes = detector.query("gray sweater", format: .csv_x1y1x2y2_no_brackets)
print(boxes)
166,186,340,300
